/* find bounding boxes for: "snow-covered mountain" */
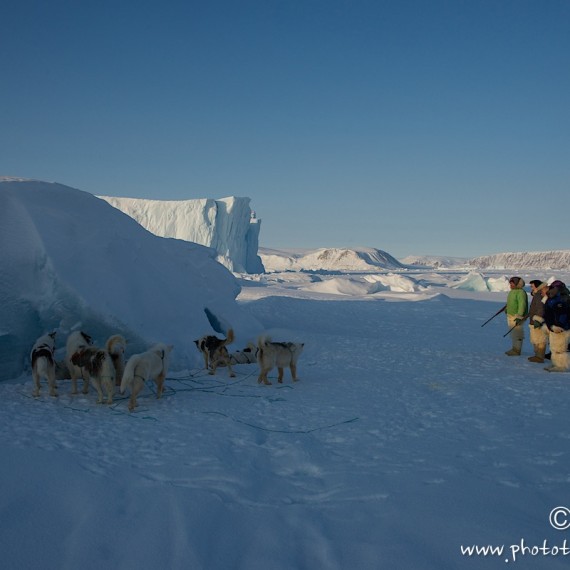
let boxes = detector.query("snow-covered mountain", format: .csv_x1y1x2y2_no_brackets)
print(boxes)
0,179,261,381
399,255,469,269
259,247,404,272
469,250,570,270
100,195,264,274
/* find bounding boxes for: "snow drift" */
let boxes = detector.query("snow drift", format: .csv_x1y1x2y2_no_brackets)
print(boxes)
100,195,264,274
0,179,261,381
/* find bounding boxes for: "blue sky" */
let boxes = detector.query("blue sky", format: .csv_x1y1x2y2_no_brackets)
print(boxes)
2,0,569,258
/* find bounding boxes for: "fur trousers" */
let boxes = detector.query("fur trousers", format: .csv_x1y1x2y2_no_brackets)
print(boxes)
547,329,570,371
507,315,524,351
529,324,548,347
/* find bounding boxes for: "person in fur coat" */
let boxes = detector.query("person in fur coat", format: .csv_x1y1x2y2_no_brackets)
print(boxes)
544,280,570,372
527,280,549,363
505,276,529,356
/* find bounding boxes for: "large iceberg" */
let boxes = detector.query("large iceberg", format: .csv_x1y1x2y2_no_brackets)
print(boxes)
0,179,261,381
100,195,264,274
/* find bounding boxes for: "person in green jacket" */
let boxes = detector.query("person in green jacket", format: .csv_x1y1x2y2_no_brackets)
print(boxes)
505,276,529,356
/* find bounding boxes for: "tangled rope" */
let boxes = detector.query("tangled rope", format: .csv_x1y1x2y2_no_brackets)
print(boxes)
19,369,360,432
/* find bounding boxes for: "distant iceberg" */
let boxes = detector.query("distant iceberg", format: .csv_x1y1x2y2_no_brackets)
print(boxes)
452,272,510,292
100,195,264,274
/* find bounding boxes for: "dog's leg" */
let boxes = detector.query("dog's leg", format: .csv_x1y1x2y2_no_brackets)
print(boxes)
209,361,216,376
48,366,58,397
81,369,90,394
290,363,299,381
156,372,165,399
258,368,272,385
203,352,209,370
129,378,143,412
277,367,284,383
69,365,79,394
115,360,124,387
104,377,114,405
32,370,40,397
92,377,104,404
227,362,236,378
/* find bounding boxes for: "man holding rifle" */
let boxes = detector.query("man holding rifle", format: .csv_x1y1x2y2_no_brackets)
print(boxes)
505,276,529,356
527,280,549,363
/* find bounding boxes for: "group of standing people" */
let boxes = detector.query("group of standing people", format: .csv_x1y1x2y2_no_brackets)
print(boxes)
505,276,570,372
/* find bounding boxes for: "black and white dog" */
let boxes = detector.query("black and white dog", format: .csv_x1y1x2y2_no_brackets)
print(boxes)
31,331,57,397
194,329,236,377
70,346,116,405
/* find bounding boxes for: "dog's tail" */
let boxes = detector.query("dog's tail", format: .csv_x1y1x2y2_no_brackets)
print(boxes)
257,335,271,362
105,334,126,355
257,335,271,348
223,328,235,346
120,356,136,394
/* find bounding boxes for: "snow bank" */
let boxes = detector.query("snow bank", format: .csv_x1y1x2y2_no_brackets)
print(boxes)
100,195,264,274
301,273,424,296
0,180,261,381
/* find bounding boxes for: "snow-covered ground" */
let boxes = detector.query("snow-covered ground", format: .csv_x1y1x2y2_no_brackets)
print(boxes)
3,268,570,569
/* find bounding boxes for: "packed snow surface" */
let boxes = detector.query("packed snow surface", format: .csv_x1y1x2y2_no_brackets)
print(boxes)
3,263,570,568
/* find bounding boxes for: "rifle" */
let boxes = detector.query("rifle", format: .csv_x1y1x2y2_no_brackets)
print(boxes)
481,305,506,327
503,315,529,337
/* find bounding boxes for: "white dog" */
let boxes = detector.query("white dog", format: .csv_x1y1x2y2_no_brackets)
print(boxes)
105,334,127,386
70,347,116,404
31,332,57,397
120,343,173,411
257,336,304,385
65,331,93,394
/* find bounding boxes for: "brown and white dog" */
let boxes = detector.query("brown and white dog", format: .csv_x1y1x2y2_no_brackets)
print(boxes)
194,329,236,377
31,331,57,397
105,334,127,386
70,347,116,404
65,330,93,394
257,336,304,385
120,343,173,411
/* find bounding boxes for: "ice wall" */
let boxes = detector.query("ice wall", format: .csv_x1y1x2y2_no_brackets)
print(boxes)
100,196,265,274
0,180,262,381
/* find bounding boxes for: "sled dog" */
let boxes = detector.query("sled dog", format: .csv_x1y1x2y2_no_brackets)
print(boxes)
105,334,127,386
257,337,304,385
70,347,116,404
65,331,94,394
194,329,236,377
31,331,57,397
229,343,258,365
120,343,173,411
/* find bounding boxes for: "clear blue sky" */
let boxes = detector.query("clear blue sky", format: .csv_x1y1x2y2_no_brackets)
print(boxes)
2,0,569,258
